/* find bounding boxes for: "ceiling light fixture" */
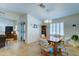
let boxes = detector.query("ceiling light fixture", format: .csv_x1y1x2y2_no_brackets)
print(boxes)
44,20,52,23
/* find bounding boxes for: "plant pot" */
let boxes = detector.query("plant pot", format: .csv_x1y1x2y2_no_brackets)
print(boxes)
71,40,79,47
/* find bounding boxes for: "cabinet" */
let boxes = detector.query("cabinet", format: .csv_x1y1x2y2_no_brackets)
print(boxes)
5,32,17,40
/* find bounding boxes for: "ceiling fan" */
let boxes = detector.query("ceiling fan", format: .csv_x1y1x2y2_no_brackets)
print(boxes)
38,3,52,12
38,3,46,8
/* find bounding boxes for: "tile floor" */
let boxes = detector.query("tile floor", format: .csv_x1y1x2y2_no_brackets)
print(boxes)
0,40,41,56
65,45,79,56
0,40,79,56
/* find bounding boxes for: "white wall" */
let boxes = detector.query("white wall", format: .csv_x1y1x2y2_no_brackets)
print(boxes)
53,14,79,40
27,14,41,44
0,10,20,39
0,17,16,34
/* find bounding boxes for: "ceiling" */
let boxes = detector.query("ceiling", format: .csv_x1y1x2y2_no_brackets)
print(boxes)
0,3,79,20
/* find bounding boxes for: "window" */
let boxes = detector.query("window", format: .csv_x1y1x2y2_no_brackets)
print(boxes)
49,22,64,42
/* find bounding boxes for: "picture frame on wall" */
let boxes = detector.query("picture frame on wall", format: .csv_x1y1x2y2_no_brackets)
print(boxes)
33,24,38,28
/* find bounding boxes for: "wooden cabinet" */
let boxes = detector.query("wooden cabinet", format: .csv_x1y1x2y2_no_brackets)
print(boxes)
14,34,17,40
5,32,14,38
5,32,17,40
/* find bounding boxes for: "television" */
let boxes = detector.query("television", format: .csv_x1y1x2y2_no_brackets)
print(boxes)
5,26,13,32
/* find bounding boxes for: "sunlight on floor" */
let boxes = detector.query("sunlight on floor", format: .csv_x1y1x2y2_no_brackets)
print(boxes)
0,40,41,56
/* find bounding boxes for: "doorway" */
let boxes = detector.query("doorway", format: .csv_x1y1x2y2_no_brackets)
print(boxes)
19,22,26,42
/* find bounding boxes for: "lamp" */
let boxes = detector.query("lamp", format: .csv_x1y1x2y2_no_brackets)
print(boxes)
39,3,45,8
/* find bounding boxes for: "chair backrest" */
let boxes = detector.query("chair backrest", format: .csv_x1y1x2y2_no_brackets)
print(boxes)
40,38,49,47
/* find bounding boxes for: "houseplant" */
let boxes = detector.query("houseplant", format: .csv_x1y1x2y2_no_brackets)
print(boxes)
71,35,79,41
71,34,79,47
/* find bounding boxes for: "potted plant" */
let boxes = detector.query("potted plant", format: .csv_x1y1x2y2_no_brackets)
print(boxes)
71,34,79,47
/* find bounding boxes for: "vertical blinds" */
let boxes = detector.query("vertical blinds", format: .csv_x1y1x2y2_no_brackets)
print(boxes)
49,22,64,42
50,22,64,36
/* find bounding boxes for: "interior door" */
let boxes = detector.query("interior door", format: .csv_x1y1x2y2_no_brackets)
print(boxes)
20,22,25,41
